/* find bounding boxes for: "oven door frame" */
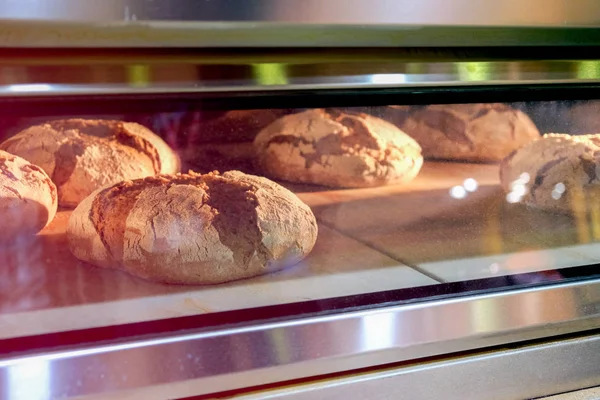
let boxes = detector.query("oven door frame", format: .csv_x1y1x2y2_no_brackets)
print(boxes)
2,278,600,399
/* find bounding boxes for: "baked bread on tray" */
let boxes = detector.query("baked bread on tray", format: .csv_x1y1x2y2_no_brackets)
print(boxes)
0,149,57,243
67,170,318,285
253,109,423,188
0,119,180,208
500,133,600,213
382,103,540,163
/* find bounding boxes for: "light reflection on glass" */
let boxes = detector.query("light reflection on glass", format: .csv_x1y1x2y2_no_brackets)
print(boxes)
506,174,530,203
510,181,527,196
449,185,467,199
551,182,566,200
503,250,552,275
489,263,500,274
463,178,478,192
506,191,522,203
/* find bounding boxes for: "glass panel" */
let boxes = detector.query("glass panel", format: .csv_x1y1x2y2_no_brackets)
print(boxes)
1,98,600,339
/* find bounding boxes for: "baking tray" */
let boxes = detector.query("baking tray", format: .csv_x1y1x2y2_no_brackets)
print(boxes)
2,161,597,339
0,211,435,339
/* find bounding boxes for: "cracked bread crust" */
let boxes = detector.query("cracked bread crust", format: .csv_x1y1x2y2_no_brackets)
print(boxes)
0,119,180,208
67,170,318,285
253,109,423,188
391,104,540,163
499,133,600,212
0,150,57,242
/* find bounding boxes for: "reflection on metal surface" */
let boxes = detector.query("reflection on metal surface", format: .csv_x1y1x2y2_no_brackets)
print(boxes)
370,74,407,85
1,279,599,398
1,0,600,26
3,5,600,48
235,334,600,400
7,359,50,400
6,84,53,93
3,0,600,47
360,312,397,352
0,59,599,96
253,64,288,86
577,61,600,80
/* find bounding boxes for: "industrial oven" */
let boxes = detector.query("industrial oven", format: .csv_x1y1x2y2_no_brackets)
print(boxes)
2,1,600,399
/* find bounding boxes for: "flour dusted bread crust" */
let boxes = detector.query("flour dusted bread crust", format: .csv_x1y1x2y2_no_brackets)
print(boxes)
393,104,540,162
253,109,423,188
67,170,318,285
499,133,600,212
0,119,180,208
0,150,57,242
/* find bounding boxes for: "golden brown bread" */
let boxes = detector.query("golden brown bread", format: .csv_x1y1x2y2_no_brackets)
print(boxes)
67,170,318,285
0,150,57,243
0,119,180,208
383,104,540,163
253,109,423,188
499,133,600,213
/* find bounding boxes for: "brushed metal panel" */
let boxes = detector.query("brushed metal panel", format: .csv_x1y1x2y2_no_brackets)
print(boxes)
2,280,600,398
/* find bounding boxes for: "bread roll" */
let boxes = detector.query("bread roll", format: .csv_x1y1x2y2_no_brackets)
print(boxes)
0,150,57,243
499,133,600,212
385,104,540,162
0,119,180,208
253,109,423,188
67,170,318,285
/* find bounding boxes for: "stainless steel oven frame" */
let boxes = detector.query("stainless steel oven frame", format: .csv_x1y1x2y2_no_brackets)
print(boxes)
1,58,600,97
231,332,600,400
3,0,600,48
2,279,600,399
1,12,600,397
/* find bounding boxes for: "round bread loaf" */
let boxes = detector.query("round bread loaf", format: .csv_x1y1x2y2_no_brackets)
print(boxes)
499,133,600,212
388,104,540,162
253,109,423,188
0,119,180,208
67,170,318,285
0,150,57,243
